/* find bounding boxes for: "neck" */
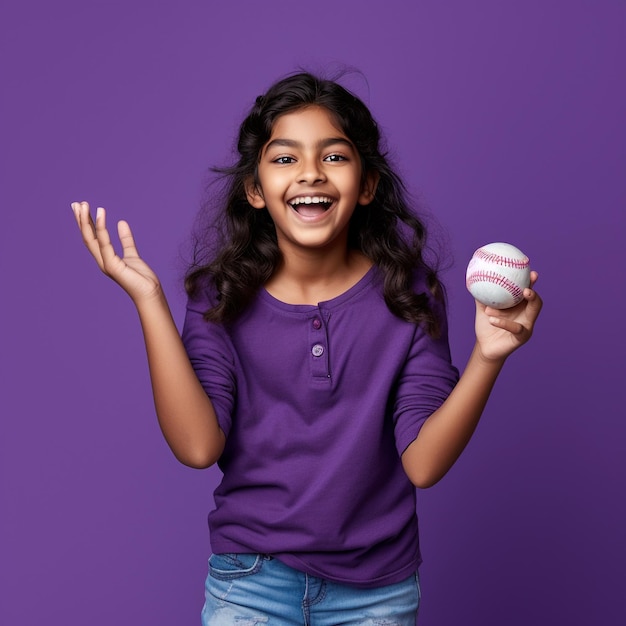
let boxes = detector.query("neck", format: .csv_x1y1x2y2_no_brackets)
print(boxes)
265,244,372,305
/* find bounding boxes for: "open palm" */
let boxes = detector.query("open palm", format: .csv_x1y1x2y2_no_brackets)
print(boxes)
71,201,161,304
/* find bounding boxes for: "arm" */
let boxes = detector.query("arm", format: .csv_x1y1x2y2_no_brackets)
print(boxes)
71,201,225,468
401,275,542,488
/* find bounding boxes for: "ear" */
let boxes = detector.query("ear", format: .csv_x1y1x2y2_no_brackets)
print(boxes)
358,171,379,206
245,178,266,209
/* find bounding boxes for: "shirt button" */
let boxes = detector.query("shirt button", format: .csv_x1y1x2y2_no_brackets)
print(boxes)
312,318,322,330
311,344,324,357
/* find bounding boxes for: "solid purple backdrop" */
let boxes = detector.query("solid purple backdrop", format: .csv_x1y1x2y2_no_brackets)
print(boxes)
1,1,624,624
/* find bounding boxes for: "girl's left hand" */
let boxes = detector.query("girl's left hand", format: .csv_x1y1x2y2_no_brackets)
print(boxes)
474,271,543,362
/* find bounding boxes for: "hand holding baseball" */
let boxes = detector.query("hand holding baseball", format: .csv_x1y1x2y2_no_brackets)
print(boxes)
473,270,542,363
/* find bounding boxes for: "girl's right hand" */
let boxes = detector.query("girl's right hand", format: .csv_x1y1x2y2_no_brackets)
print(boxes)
71,201,162,304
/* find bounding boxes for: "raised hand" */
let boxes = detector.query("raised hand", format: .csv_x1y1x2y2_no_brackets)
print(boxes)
71,201,162,304
474,271,543,362
71,200,224,466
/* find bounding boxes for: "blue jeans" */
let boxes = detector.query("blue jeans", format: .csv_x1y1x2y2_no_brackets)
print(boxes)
201,553,420,625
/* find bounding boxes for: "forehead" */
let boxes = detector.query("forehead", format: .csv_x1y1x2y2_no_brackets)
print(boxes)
267,106,349,144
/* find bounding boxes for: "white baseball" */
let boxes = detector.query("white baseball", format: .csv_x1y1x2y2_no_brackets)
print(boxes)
466,242,531,309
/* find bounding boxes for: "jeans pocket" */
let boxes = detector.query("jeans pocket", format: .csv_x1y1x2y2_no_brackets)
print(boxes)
208,553,265,581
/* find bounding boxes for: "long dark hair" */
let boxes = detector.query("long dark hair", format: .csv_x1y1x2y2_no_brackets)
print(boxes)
185,72,445,336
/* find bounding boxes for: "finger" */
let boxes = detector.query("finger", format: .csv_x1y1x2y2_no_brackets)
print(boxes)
488,315,526,337
74,201,105,268
70,202,81,228
74,201,97,240
94,207,125,272
71,201,88,232
529,270,539,288
117,220,140,259
522,286,543,320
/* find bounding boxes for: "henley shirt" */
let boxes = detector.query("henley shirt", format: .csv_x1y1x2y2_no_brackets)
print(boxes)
182,265,459,588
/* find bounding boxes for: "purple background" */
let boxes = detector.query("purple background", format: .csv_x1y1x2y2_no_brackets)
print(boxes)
2,1,624,624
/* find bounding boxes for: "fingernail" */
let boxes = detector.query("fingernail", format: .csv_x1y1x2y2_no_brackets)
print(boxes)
96,207,103,219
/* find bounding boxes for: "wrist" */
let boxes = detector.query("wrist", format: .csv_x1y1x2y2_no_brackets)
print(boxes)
472,343,507,370
133,285,168,314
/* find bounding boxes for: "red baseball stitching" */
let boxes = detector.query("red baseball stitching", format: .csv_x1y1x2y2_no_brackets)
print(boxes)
466,271,524,300
474,248,529,269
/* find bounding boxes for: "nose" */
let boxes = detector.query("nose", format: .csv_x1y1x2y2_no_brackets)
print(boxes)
297,156,326,184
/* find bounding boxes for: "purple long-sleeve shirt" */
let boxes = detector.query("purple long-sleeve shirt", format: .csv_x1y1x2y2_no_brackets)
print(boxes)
182,266,459,588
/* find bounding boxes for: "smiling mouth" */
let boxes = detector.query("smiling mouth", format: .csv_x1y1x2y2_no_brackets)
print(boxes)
288,196,335,217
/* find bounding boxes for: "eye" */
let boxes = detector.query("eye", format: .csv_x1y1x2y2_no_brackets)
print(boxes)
273,156,295,164
324,154,347,162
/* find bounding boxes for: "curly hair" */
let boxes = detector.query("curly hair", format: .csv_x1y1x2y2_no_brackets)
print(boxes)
185,72,445,336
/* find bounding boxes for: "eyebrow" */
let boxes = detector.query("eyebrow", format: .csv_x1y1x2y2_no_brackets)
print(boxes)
263,137,355,153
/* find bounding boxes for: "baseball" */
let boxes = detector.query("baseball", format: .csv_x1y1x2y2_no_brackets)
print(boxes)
466,242,531,309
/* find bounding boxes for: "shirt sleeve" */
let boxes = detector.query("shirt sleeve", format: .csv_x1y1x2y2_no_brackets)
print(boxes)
392,299,460,456
181,295,236,438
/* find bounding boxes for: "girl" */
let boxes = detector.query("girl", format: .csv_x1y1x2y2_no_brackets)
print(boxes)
71,72,542,625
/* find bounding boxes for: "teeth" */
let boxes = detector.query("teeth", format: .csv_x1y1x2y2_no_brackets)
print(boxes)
289,196,333,207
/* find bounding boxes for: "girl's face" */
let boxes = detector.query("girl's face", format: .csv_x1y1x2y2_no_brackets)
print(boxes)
246,106,376,258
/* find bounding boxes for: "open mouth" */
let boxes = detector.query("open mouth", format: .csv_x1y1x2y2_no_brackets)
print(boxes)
288,196,335,217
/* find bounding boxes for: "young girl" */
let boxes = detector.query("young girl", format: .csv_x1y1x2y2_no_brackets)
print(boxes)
71,72,542,625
